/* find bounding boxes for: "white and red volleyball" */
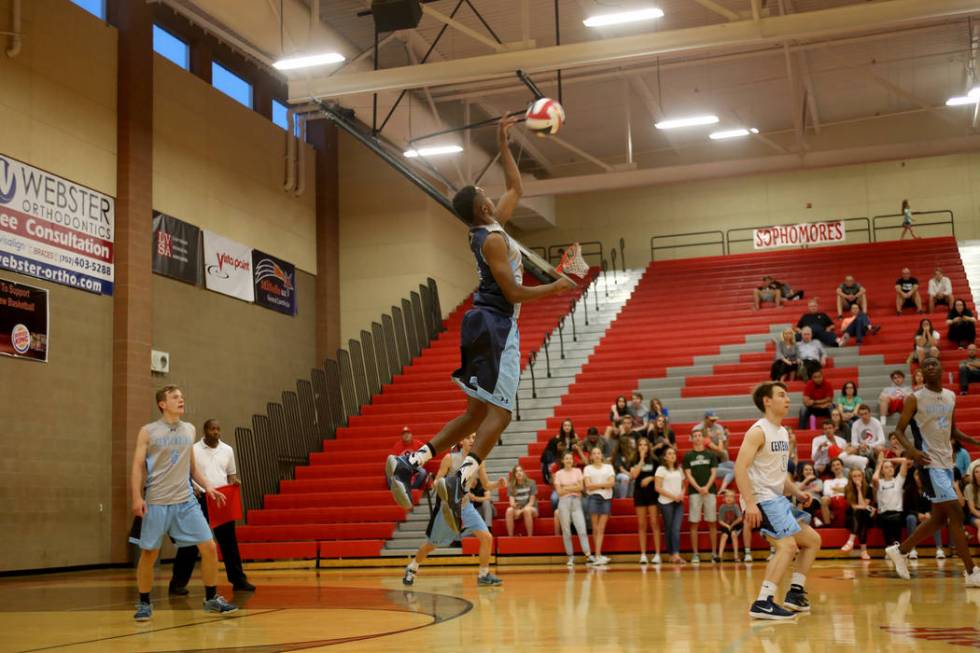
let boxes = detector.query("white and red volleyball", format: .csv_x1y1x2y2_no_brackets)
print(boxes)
525,97,566,136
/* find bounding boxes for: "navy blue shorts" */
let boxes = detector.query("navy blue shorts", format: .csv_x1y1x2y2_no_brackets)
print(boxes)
452,308,520,412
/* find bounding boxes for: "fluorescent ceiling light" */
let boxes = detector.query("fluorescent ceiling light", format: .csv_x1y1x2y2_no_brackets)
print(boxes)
655,114,719,130
273,52,346,70
584,7,664,27
945,95,979,107
968,86,980,98
404,145,464,158
709,127,759,140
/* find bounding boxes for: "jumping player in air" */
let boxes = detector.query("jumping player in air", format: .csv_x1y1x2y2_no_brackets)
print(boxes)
885,356,980,587
735,382,823,620
402,433,502,587
386,115,575,532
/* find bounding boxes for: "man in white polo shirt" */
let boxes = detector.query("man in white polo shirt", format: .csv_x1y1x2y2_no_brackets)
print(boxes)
169,419,255,594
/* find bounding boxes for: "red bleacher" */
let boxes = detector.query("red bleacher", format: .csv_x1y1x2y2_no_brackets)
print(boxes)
236,270,598,561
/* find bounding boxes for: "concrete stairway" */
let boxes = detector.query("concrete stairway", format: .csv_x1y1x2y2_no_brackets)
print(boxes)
958,240,980,308
381,268,645,556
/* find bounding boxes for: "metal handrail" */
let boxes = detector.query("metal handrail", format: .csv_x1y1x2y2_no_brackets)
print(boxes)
726,217,871,253
650,230,725,261
872,210,954,240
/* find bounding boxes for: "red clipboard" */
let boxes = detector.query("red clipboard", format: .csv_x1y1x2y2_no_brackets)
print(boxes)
206,484,243,528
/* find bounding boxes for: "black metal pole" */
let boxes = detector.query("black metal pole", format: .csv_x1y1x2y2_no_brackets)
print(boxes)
517,69,546,100
544,335,552,378
558,318,565,359
463,0,503,44
529,352,537,399
409,110,524,145
515,388,521,421
611,250,619,284
569,305,577,342
372,27,379,134
583,288,589,326
554,0,563,104
619,237,626,271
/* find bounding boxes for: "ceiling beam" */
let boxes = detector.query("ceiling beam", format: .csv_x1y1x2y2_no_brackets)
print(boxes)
628,75,682,156
692,0,740,22
420,5,506,53
290,0,980,100
783,0,821,133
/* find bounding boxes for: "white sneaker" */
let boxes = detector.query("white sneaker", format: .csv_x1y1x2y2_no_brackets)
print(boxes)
814,517,823,528
909,549,919,560
586,555,597,565
596,555,610,566
566,557,576,567
885,544,911,580
966,568,980,588
936,548,947,560
651,554,662,564
744,552,753,563
639,555,649,564
691,554,701,565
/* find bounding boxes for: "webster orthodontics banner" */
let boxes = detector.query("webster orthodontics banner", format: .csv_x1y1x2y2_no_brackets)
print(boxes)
0,154,115,295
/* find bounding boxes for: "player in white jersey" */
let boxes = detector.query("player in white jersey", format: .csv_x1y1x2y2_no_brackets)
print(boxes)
735,382,823,620
886,357,980,587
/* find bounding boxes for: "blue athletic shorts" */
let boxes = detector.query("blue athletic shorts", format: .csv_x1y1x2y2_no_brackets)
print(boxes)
926,468,957,503
134,498,213,550
452,309,520,412
427,501,488,548
757,496,802,540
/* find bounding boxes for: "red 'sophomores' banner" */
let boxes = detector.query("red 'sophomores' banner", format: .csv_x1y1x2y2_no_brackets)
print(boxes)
206,484,243,528
753,221,846,250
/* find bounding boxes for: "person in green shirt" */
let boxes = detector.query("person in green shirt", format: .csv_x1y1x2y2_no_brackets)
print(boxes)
836,380,862,423
683,428,720,564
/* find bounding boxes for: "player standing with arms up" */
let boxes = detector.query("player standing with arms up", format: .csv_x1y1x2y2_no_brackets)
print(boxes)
387,116,575,532
885,356,980,587
735,382,823,620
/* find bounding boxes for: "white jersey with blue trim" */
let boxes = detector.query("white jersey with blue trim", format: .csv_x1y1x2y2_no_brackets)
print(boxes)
747,417,790,503
913,387,955,469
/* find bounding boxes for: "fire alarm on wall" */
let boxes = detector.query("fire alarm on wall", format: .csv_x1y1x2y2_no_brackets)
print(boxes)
151,349,170,374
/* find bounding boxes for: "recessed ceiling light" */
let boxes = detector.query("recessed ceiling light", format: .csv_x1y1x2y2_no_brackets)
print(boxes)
404,145,464,158
655,115,720,130
709,127,759,140
584,7,665,28
968,86,980,98
945,95,979,107
273,52,346,70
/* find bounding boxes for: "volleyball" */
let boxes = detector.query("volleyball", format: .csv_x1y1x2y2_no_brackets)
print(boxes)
524,98,566,136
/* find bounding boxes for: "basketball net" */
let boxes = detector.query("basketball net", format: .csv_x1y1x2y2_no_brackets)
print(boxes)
555,243,589,278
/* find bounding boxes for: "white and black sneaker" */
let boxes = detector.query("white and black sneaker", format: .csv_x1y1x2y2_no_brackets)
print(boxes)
749,596,797,621
783,585,811,612
402,566,417,586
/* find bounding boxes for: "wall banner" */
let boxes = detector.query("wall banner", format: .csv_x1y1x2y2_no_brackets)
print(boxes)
753,221,846,250
0,277,49,362
202,230,254,302
252,249,297,316
152,212,202,285
0,154,114,295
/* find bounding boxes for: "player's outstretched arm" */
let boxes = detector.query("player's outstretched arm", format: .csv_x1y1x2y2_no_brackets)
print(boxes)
734,426,766,528
494,116,523,226
483,233,575,304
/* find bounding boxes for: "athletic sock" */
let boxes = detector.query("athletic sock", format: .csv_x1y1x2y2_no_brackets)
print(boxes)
757,580,778,602
139,592,151,604
205,586,217,601
459,453,483,486
479,566,490,577
408,443,436,468
407,560,419,572
791,573,806,589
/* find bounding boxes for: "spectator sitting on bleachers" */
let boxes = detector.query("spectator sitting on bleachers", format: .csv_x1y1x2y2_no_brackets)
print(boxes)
959,345,980,396
928,267,953,314
582,426,611,460
841,467,875,560
797,300,839,347
612,435,636,499
697,412,735,491
836,274,868,319
683,428,719,565
603,395,629,438
799,369,834,429
787,426,799,477
388,426,429,491
632,437,661,564
836,381,862,423
649,397,670,423
873,457,909,549
850,405,886,462
954,440,972,478
882,432,906,460
820,458,849,526
626,392,650,430
836,303,877,347
904,467,946,560
797,463,824,527
911,368,925,392
648,415,676,453
770,328,800,382
947,300,977,349
654,447,686,564
716,490,743,562
830,408,849,440
895,267,924,316
798,328,828,380
542,420,584,510
964,465,980,531
753,275,803,310
812,421,848,474
505,465,538,537
584,447,616,566
468,475,496,527
878,370,912,422
554,451,593,566
908,318,941,367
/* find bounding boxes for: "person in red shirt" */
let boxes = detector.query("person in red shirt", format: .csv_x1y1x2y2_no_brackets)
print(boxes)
389,427,429,491
799,370,835,429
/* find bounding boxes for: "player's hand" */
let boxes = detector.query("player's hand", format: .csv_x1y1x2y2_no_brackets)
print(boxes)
907,448,932,466
799,494,813,509
207,487,227,507
699,487,709,496
554,277,577,293
133,498,147,518
498,114,519,139
745,504,762,529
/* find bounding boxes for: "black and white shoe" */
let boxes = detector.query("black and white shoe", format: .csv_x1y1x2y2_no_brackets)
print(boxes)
386,455,416,510
783,585,810,612
435,473,464,534
402,566,417,586
749,597,797,621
